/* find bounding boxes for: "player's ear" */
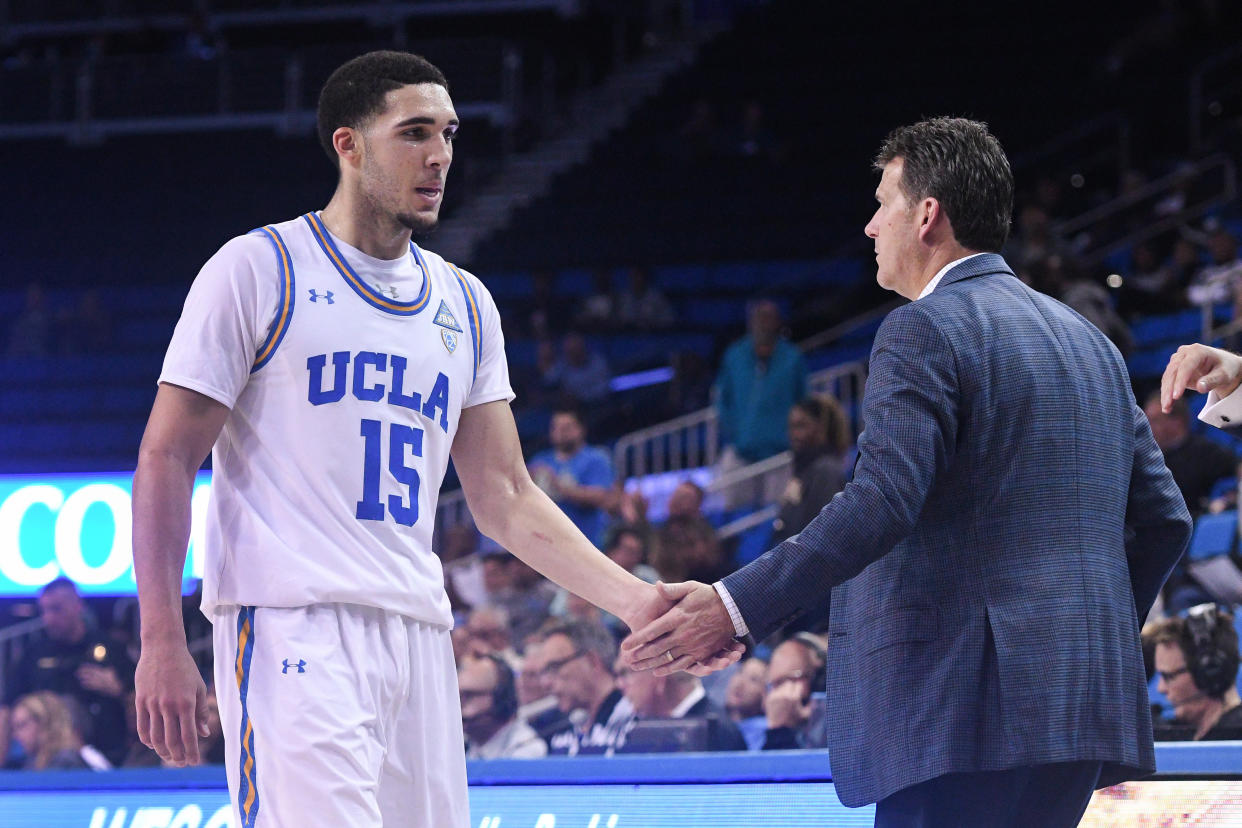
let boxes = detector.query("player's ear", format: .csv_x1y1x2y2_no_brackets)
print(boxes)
333,126,362,168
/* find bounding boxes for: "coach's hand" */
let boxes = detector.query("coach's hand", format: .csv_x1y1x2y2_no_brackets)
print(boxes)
624,581,741,677
1161,343,1242,412
622,581,743,676
135,643,210,767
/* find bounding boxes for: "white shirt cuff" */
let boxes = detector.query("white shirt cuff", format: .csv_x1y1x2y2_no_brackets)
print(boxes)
1199,387,1242,428
713,581,749,638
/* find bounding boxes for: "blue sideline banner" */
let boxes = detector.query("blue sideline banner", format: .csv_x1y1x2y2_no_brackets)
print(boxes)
0,473,211,596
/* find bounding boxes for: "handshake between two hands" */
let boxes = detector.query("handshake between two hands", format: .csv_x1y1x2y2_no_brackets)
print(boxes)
620,581,746,677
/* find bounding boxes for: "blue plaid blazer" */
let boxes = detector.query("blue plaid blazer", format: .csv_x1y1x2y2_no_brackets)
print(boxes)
721,254,1191,807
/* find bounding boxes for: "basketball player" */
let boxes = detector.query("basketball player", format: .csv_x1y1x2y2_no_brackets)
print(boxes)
132,51,737,827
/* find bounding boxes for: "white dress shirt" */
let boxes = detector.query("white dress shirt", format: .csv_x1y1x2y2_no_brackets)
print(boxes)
1199,387,1242,428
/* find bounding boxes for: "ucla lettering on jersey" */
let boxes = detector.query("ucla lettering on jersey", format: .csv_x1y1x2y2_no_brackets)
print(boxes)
159,212,514,626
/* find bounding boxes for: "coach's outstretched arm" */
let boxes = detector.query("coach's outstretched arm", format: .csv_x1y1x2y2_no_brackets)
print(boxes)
132,383,228,767
452,400,741,670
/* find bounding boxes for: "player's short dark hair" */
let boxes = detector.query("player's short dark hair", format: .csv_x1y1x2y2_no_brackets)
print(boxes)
316,50,449,167
874,117,1013,253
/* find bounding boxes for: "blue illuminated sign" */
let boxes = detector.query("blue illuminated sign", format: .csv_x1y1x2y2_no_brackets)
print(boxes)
0,473,212,596
0,783,871,828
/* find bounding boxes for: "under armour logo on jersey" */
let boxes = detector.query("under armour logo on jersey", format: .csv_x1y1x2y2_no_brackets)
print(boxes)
308,289,334,304
432,300,463,332
281,658,307,674
374,284,400,299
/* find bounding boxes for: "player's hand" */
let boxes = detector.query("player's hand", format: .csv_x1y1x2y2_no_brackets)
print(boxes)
623,581,742,676
76,664,124,697
1161,344,1242,412
764,682,813,730
135,643,210,767
621,582,742,676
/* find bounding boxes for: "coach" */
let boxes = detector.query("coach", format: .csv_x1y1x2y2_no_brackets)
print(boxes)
626,117,1192,827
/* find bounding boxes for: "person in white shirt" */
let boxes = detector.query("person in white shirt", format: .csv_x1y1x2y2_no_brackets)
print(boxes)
131,49,738,828
459,654,546,760
1161,343,1242,427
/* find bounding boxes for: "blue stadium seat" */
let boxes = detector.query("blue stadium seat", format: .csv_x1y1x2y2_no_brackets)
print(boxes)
1130,310,1203,348
1186,511,1238,562
652,264,710,295
735,521,774,566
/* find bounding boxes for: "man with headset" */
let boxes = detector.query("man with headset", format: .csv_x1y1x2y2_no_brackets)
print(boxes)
1145,604,1242,741
459,654,547,759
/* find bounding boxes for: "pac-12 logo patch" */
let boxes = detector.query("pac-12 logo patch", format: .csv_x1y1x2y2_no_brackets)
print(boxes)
441,329,458,353
433,300,463,332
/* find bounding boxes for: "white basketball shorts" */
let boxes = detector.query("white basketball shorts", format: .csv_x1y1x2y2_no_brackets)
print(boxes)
212,603,469,827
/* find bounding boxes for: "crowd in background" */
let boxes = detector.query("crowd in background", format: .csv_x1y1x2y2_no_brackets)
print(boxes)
7,0,1242,775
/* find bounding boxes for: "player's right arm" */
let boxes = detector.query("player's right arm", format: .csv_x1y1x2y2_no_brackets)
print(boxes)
132,383,231,766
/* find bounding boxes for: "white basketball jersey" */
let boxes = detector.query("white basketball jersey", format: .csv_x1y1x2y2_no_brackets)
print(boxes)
159,212,514,626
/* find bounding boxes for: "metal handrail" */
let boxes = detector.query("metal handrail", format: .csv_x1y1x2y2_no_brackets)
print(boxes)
717,504,780,540
0,44,514,144
1009,109,1132,181
612,406,719,481
1053,154,1236,267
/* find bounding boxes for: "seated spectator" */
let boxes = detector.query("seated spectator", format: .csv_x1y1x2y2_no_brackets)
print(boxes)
772,394,850,545
1187,228,1242,307
58,288,113,355
542,332,611,403
760,636,827,750
613,657,746,752
521,269,572,339
716,299,807,467
541,621,630,755
1004,204,1067,272
2,578,135,765
439,523,488,615
463,606,520,668
1147,605,1242,740
666,480,707,522
515,631,573,747
616,266,675,330
529,407,616,546
724,657,769,751
573,268,620,330
1117,240,1188,317
604,524,660,585
483,554,557,646
459,654,547,759
10,691,110,770
1143,392,1237,517
652,514,729,585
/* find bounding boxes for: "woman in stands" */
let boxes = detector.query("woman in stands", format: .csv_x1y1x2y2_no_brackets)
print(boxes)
771,394,850,544
10,691,110,771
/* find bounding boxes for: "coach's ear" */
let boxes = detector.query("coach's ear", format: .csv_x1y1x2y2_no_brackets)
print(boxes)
917,196,946,243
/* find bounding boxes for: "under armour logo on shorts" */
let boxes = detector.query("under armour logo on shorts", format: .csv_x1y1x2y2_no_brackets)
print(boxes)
281,658,307,674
